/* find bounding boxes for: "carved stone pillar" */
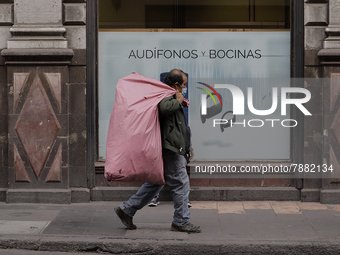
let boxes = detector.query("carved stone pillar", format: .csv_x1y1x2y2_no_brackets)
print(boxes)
318,0,340,64
302,0,328,202
317,0,340,203
1,0,76,203
0,1,14,202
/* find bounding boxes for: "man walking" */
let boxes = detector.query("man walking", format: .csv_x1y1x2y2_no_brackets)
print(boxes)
114,69,201,233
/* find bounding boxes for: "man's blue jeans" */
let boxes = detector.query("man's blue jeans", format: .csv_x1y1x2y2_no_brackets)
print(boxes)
119,149,190,226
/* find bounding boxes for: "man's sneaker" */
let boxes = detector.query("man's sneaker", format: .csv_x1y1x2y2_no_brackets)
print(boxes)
114,207,137,230
171,222,201,233
148,196,160,206
188,201,192,208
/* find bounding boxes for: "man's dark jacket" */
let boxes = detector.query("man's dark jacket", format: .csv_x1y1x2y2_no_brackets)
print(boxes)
158,96,186,155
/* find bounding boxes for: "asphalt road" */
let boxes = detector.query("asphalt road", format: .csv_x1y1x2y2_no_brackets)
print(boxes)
0,250,101,255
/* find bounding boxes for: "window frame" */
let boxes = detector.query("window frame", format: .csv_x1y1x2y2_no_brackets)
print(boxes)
87,0,304,188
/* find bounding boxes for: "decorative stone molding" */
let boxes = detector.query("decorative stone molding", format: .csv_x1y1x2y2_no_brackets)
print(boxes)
14,74,61,179
14,0,62,25
1,48,74,65
46,144,62,182
7,27,68,49
318,49,340,65
0,4,13,25
329,0,340,25
14,144,30,182
0,0,77,203
318,0,340,64
44,73,62,111
1,0,74,64
305,26,327,50
304,2,328,66
328,74,340,182
304,3,328,26
13,73,29,110
63,3,86,25
7,66,69,191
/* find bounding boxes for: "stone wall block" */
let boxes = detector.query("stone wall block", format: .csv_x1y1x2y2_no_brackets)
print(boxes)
0,115,7,140
304,3,328,26
0,27,10,50
14,74,61,178
68,83,85,114
329,145,340,180
63,3,86,25
7,40,68,50
45,143,62,182
322,73,340,187
13,143,30,182
44,73,62,112
6,189,71,204
304,115,323,138
69,66,86,83
0,166,8,188
0,0,88,201
330,107,340,145
68,82,85,170
69,114,85,167
70,49,86,66
323,40,340,49
45,138,68,168
304,78,323,115
8,114,17,137
0,4,13,25
322,66,340,78
329,74,340,113
65,26,86,49
14,0,62,25
70,188,90,202
301,189,320,202
57,115,68,136
304,178,322,189
304,66,321,78
0,110,8,187
0,68,7,114
69,166,86,187
5,67,70,190
304,136,322,163
321,190,340,204
329,0,340,25
305,27,327,50
305,50,321,66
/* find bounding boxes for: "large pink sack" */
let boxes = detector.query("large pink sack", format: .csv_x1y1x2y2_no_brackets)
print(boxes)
105,73,175,185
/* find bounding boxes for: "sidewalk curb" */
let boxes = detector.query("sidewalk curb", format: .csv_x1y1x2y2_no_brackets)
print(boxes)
0,235,340,254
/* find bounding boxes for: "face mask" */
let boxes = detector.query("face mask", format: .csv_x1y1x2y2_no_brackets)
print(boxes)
181,88,187,96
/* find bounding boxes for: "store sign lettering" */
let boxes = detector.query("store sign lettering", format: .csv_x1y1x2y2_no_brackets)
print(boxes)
128,49,262,59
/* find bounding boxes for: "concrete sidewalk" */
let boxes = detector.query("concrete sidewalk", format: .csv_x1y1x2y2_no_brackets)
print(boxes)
0,201,340,254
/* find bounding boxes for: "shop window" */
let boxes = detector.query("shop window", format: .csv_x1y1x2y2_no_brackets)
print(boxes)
98,0,291,161
99,0,290,29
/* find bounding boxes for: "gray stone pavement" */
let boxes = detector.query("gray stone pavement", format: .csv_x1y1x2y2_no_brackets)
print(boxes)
0,201,340,254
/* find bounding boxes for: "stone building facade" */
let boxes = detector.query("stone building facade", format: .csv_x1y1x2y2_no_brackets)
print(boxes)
305,0,340,203
0,0,87,203
0,0,339,203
